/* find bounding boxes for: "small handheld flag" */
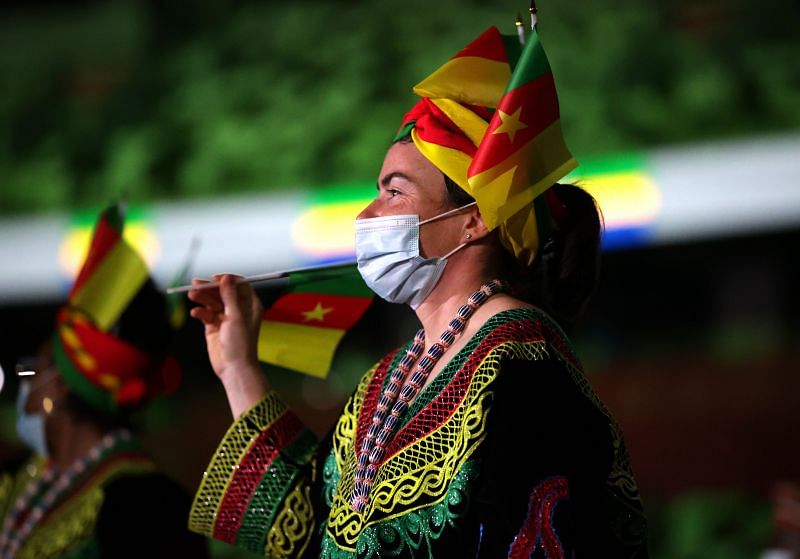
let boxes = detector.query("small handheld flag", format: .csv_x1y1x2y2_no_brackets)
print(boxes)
257,265,373,379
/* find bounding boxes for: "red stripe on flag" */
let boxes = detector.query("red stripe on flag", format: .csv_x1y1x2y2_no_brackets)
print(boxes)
452,26,509,63
263,292,372,330
212,411,304,544
468,73,560,177
410,99,480,156
70,216,123,298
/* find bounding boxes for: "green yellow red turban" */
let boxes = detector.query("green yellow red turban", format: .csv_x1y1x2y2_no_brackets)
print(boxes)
53,205,181,416
397,26,577,266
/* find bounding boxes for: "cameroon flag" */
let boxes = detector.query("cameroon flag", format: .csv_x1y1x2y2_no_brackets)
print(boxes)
413,26,521,108
404,27,519,195
257,265,373,379
466,28,577,229
68,205,149,331
403,25,576,245
55,204,181,414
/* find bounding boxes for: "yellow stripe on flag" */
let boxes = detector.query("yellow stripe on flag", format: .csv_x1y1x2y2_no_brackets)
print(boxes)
70,242,149,331
411,129,474,193
429,98,489,147
413,56,510,107
258,321,346,379
468,120,577,229
499,204,541,267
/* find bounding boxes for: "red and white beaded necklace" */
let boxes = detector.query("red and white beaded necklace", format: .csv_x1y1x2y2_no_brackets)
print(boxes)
0,429,132,559
351,279,505,513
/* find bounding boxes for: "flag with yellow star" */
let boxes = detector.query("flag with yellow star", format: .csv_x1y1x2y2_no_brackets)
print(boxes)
398,26,576,233
466,29,576,229
257,265,373,378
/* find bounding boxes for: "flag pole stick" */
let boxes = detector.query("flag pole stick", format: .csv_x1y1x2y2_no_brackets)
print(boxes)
529,0,538,30
165,260,358,294
515,12,526,45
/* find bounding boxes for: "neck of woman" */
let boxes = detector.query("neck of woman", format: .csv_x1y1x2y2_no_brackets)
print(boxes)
414,254,496,341
48,414,111,472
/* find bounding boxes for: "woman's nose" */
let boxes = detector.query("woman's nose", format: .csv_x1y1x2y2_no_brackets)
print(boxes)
356,199,381,220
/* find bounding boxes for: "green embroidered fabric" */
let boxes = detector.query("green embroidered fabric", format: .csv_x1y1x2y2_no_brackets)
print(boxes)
318,461,478,559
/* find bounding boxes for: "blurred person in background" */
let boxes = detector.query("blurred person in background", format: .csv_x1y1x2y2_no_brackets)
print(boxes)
0,205,208,559
187,24,648,558
761,481,800,559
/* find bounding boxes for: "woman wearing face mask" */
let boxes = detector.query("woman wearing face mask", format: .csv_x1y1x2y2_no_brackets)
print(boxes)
0,206,209,559
187,26,649,558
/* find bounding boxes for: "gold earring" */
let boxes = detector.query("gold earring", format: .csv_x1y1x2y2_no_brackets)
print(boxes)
465,233,472,239
42,397,54,414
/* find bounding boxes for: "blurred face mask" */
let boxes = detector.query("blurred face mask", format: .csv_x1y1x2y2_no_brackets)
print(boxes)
355,203,475,309
16,380,49,457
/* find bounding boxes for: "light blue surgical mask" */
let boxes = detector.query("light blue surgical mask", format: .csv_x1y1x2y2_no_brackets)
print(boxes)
16,380,49,457
355,203,475,309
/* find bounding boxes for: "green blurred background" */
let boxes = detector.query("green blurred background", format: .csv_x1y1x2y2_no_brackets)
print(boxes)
2,0,797,214
1,0,799,557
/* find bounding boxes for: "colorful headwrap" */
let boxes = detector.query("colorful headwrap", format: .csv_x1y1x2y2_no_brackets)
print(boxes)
396,26,577,266
53,205,181,416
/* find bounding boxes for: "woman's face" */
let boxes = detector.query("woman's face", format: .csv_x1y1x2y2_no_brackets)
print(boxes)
17,346,62,416
358,142,466,258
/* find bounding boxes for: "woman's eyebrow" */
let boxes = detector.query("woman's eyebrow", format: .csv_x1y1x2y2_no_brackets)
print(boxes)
377,171,415,190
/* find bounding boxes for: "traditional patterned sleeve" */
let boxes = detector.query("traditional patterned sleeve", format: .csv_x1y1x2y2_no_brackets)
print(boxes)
474,344,649,558
189,390,321,558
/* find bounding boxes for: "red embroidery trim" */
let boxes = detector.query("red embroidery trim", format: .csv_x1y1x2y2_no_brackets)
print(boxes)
212,410,304,543
508,476,570,559
354,350,397,456
385,318,544,463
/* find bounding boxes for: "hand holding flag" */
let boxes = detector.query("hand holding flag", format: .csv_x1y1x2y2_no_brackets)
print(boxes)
188,264,373,381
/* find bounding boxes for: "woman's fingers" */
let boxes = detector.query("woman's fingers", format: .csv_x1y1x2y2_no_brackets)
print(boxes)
190,306,220,325
188,278,226,313
249,289,264,328
188,274,259,334
188,279,222,305
219,275,250,319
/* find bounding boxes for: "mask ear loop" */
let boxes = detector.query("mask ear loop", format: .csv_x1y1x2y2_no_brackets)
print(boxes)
419,201,477,225
441,242,468,259
420,201,477,260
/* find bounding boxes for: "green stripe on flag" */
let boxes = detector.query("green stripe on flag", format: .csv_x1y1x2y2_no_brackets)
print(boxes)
288,265,372,297
505,30,551,91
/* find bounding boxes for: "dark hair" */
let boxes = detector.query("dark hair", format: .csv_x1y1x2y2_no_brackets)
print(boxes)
449,178,602,329
524,183,603,330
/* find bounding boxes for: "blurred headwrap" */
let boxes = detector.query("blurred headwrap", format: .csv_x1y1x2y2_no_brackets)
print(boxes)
53,204,181,416
396,26,576,266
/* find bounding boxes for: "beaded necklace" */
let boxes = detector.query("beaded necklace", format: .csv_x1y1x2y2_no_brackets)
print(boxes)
0,429,132,559
351,279,505,513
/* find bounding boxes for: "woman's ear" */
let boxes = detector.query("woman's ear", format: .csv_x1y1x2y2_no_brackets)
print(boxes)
462,205,491,242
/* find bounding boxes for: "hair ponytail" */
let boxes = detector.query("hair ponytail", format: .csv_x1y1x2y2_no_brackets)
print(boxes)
445,171,603,330
523,183,603,330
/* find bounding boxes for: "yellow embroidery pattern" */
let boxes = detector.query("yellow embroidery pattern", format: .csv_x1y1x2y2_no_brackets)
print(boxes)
327,340,547,550
189,391,289,537
263,484,314,559
18,487,103,559
0,474,14,520
16,459,154,559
